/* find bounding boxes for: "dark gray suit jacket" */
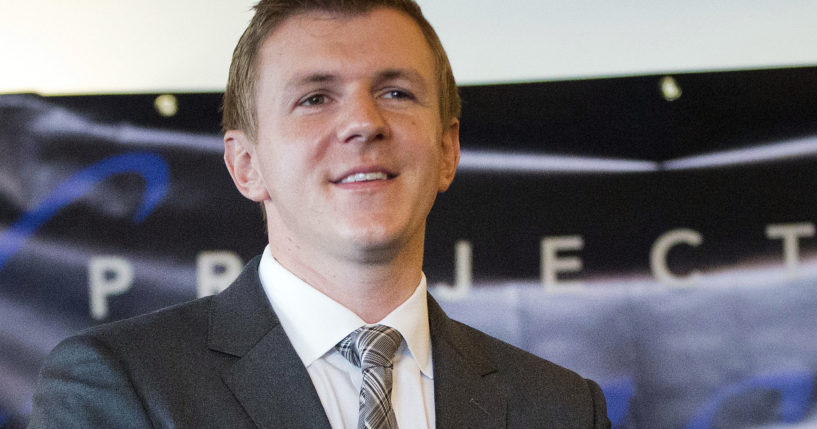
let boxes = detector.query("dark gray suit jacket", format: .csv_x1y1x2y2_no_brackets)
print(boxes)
30,257,610,428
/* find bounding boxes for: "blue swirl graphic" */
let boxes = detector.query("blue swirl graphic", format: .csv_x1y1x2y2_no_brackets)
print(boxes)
602,377,635,427
686,371,814,429
0,152,169,271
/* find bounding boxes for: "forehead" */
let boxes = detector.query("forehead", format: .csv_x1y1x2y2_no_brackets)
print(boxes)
256,8,436,90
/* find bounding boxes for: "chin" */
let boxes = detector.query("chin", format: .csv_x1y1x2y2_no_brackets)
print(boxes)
339,224,407,255
345,228,396,248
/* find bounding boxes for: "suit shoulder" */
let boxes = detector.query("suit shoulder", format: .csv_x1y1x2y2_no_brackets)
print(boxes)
444,318,604,407
44,295,224,399
430,295,587,385
441,318,610,427
447,318,583,379
79,295,215,352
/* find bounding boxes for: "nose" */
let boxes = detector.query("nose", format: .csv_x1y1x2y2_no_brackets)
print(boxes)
336,93,389,144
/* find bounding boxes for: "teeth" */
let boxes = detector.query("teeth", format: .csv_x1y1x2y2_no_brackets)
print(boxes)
339,172,389,184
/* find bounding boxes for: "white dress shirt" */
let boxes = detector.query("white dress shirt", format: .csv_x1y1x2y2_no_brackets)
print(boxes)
258,246,435,429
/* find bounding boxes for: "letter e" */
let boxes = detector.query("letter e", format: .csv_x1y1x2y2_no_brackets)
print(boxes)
541,236,584,289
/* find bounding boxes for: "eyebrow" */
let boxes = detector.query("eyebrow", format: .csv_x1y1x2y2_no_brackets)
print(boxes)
285,68,428,90
375,68,427,89
285,73,339,90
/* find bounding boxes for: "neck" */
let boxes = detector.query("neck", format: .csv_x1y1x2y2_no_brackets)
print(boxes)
267,236,425,323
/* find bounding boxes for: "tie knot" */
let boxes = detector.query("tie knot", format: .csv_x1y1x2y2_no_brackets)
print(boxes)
336,325,403,369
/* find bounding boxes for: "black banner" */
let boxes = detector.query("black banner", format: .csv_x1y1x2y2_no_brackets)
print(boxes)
2,66,817,427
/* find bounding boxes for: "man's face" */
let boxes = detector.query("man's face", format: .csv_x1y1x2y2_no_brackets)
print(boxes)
226,8,459,264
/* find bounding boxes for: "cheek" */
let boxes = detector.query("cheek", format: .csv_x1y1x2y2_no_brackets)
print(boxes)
283,120,334,164
259,125,321,167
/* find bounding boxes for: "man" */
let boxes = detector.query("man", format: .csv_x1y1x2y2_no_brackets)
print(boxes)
30,0,610,427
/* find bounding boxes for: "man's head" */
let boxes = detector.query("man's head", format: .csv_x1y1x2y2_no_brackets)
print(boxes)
222,0,461,142
222,2,460,269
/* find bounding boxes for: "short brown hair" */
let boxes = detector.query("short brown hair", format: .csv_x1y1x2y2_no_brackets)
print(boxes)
221,0,461,141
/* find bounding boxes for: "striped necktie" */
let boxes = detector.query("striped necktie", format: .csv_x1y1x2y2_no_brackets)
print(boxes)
336,325,403,429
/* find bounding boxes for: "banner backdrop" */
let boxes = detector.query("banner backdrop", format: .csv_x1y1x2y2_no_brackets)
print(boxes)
1,67,817,427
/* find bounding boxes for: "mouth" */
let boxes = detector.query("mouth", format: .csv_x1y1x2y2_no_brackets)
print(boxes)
338,172,390,184
332,169,397,184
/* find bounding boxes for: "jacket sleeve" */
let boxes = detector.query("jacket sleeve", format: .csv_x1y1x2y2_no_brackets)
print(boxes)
28,334,153,429
587,378,612,429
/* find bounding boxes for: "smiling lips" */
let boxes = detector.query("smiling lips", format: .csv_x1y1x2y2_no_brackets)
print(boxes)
339,172,388,184
334,170,396,184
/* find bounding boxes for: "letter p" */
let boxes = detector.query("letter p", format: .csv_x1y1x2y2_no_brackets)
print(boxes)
88,256,134,320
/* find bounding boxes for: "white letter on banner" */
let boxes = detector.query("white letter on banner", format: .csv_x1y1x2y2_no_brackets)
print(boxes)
431,240,472,301
541,236,584,289
650,229,702,287
766,223,815,275
197,251,243,298
88,256,134,320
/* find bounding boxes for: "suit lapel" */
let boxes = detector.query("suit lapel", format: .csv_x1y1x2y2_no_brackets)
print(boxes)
208,256,331,428
205,257,505,428
428,296,507,428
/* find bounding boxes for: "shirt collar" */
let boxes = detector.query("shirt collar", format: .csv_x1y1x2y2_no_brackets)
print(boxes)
257,246,432,378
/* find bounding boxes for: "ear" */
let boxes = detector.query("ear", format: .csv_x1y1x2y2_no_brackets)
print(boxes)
224,130,270,202
437,118,461,192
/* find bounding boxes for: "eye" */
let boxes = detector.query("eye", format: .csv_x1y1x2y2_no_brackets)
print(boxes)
299,94,327,106
383,89,414,100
